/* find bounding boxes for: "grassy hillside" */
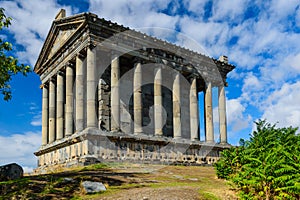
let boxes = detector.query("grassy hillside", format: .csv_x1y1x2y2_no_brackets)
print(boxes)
0,163,238,200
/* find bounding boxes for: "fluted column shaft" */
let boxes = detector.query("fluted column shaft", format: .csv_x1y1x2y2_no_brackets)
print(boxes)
190,78,199,141
76,55,84,131
205,82,214,142
219,85,227,144
87,47,97,128
56,72,64,140
154,67,163,136
49,79,56,143
134,62,142,134
42,84,48,145
173,72,181,139
65,64,74,136
111,53,120,131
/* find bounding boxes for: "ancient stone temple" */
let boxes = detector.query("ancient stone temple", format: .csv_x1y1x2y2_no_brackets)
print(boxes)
34,9,235,170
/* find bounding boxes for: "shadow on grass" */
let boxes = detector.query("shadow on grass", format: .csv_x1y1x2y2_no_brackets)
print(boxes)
0,164,141,200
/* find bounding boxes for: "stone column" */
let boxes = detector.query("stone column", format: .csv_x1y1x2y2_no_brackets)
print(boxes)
76,54,84,131
49,79,56,143
111,52,120,131
190,78,199,141
173,72,181,139
56,71,64,140
87,47,97,128
154,67,163,136
219,85,227,144
205,82,214,142
41,84,48,145
134,61,142,134
65,63,74,136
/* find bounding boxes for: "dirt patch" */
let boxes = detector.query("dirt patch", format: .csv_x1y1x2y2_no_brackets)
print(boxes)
94,165,237,200
100,186,200,200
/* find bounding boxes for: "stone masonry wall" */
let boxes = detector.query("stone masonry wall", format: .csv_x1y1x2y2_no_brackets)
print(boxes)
98,79,111,131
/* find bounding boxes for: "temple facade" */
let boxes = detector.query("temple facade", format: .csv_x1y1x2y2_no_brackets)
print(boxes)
34,10,235,170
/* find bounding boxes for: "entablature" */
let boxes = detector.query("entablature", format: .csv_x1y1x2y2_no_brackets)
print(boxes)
36,11,235,86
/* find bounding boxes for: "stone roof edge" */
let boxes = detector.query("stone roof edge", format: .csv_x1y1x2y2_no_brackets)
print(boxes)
91,14,236,70
34,11,235,73
34,12,90,72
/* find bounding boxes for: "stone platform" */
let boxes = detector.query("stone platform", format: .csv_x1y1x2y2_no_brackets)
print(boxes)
34,128,230,173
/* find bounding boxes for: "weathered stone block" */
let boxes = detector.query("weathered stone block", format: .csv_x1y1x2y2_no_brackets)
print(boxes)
0,163,23,181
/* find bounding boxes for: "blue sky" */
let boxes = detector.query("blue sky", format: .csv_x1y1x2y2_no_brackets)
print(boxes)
1,0,300,171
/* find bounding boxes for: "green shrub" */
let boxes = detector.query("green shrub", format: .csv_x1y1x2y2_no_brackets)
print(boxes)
215,120,300,200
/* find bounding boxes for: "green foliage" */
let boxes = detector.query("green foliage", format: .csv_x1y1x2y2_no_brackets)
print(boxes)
215,120,300,200
214,139,248,179
0,8,31,101
214,147,236,179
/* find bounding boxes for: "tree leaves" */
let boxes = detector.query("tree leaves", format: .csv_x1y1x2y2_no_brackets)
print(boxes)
0,8,31,101
215,120,300,200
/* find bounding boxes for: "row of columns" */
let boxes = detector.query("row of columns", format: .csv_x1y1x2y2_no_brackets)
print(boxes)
42,64,75,144
41,47,228,145
41,47,97,145
110,54,228,143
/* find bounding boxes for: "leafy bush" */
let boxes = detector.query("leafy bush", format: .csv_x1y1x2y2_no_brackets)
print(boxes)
215,120,300,200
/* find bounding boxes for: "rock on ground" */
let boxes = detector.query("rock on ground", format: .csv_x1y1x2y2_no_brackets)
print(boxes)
0,163,23,181
81,181,106,194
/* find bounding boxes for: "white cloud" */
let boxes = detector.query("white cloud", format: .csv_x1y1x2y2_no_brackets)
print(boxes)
24,102,42,126
28,102,39,111
269,0,299,20
30,112,42,126
210,0,248,22
172,30,210,55
242,73,261,92
237,72,266,110
184,0,209,17
0,0,73,66
286,53,300,73
226,98,252,132
89,0,174,29
88,0,183,47
262,81,300,129
178,16,229,56
23,166,35,174
0,131,41,172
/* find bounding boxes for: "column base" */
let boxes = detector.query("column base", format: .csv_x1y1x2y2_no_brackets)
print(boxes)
219,142,231,147
134,128,143,135
173,136,182,140
205,140,216,144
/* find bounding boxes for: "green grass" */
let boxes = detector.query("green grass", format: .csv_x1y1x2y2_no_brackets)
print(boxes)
199,192,220,200
79,163,109,171
0,177,30,185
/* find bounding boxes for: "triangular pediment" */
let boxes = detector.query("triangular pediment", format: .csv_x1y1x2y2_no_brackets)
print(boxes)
34,13,87,74
48,28,76,59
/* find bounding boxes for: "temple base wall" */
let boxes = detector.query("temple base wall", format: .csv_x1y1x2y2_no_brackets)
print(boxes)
34,129,230,173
